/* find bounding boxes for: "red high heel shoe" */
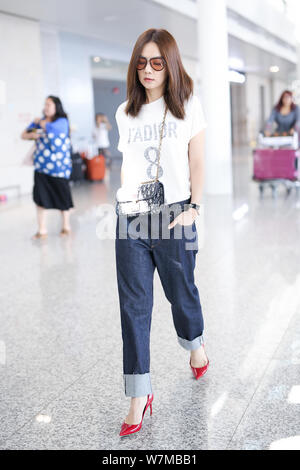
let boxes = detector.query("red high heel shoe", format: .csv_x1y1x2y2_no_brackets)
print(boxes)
190,346,209,380
119,394,153,437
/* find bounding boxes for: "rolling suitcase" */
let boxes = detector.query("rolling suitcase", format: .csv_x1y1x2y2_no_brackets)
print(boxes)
253,149,298,180
70,152,85,182
85,154,106,181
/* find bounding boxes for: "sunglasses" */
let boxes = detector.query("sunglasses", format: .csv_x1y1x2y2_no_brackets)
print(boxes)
136,56,166,71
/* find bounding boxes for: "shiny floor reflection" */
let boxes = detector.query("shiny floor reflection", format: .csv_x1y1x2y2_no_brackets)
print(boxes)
0,155,300,450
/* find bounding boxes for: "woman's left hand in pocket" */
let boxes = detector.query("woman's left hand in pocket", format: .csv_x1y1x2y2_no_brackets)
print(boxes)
168,208,197,229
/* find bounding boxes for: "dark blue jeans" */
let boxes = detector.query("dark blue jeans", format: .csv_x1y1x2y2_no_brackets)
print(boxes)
115,197,204,397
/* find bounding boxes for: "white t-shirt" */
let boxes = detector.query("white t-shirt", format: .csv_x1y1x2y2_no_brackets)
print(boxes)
115,94,207,205
94,123,110,148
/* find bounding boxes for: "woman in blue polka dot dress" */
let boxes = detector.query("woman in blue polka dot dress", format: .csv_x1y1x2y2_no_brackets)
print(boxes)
22,96,74,239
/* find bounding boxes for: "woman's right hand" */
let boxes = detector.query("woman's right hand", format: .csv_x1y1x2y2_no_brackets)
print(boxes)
29,132,40,140
21,130,40,140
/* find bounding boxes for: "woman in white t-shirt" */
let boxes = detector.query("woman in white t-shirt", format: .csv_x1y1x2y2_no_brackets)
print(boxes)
93,113,112,165
115,28,208,437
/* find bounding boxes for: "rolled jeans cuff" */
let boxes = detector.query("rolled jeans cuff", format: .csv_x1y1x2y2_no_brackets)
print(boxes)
124,373,153,397
177,334,204,351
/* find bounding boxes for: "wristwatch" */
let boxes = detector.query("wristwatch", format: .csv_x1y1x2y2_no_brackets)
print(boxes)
187,203,201,215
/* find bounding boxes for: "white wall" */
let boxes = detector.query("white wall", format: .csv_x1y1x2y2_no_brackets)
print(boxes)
0,12,43,196
40,25,61,97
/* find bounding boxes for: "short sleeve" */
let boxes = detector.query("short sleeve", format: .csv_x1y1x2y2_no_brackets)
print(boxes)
45,117,69,136
189,95,207,140
115,103,127,152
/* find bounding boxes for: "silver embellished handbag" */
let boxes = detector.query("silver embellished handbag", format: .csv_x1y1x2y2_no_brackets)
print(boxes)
116,106,168,216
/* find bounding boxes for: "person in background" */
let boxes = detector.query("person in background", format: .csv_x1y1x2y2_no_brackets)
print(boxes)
21,96,73,239
93,112,112,166
265,90,300,137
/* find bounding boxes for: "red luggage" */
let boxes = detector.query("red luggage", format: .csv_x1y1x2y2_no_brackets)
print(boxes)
253,149,298,180
85,154,106,181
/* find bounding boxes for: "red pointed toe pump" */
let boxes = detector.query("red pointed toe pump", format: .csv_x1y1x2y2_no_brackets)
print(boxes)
190,358,209,379
119,394,153,437
190,346,209,380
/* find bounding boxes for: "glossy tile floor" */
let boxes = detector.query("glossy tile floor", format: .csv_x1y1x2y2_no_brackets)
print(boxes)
1,152,300,450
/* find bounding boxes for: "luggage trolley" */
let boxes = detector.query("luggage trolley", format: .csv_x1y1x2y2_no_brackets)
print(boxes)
252,132,300,198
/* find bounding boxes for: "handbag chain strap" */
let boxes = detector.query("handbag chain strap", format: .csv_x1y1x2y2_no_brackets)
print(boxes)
140,105,168,184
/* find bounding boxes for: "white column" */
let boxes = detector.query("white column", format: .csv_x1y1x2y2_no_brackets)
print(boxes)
0,12,43,196
197,0,232,195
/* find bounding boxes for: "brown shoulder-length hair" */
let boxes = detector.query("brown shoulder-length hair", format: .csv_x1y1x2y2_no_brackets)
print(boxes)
125,29,193,119
275,90,296,112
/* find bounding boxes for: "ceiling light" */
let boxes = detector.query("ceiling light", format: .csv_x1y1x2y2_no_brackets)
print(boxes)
229,70,246,84
270,66,280,73
93,57,101,63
